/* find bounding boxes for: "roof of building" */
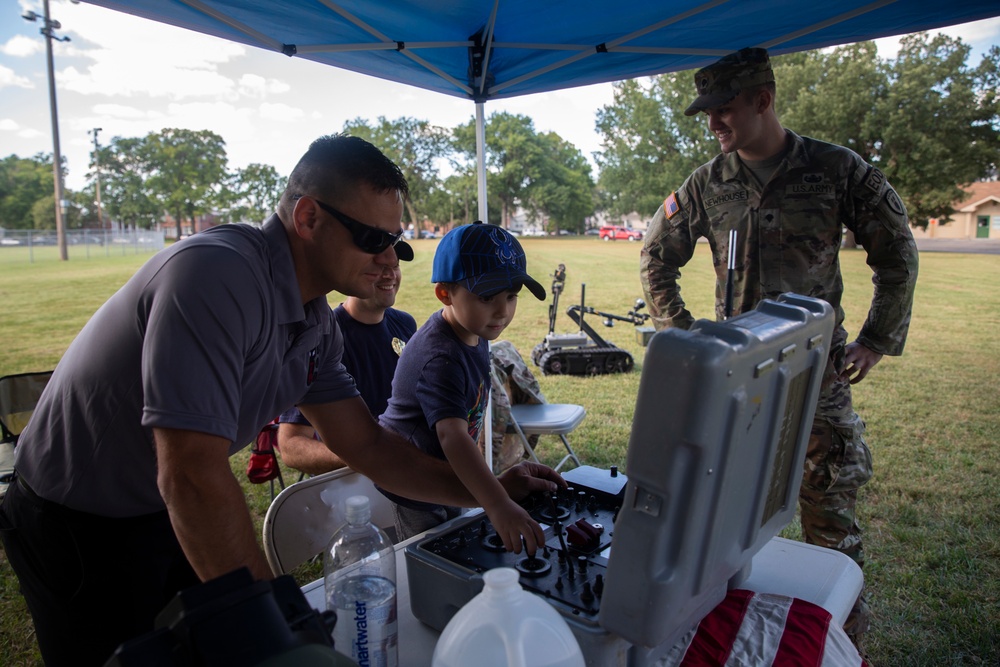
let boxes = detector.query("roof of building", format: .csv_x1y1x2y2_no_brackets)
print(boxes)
958,181,1000,211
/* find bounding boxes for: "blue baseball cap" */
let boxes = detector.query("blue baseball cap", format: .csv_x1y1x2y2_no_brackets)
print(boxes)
431,221,546,301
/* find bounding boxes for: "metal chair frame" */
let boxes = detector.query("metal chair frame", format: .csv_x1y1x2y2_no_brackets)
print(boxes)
262,467,397,576
508,402,586,472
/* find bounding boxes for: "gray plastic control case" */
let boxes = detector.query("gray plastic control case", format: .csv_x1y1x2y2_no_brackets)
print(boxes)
406,294,834,666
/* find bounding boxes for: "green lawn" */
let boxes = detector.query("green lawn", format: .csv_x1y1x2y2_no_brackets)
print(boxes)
1,238,998,665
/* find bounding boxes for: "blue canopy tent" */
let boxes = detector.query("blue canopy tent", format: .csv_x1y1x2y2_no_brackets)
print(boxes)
82,0,1000,222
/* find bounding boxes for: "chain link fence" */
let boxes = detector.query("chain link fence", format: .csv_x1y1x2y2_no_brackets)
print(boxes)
0,228,165,263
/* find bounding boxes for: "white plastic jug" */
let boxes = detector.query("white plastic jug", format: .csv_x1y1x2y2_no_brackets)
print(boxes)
432,567,585,667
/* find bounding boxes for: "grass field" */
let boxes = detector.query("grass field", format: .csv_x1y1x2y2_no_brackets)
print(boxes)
1,237,998,665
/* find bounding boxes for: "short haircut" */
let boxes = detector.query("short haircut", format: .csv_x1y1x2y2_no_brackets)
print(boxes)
284,134,409,206
741,81,777,105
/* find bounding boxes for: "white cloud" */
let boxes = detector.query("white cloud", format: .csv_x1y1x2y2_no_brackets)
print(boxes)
47,2,247,100
1,34,43,58
0,63,32,89
259,102,305,122
90,103,151,120
162,101,256,140
0,118,19,131
238,73,267,97
60,62,237,100
875,16,1000,59
956,16,1000,43
237,73,290,98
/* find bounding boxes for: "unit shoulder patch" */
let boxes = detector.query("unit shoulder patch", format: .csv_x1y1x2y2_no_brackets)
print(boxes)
863,167,886,194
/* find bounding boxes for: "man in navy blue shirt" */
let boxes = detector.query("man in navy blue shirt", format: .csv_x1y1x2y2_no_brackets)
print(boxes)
278,258,417,474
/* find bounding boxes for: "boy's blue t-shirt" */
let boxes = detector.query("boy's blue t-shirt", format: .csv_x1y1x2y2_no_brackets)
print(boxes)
379,309,490,509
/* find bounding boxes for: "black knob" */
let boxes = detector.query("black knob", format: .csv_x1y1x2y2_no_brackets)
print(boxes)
610,466,618,477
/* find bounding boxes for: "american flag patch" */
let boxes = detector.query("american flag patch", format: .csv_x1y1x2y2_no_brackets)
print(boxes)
664,192,680,219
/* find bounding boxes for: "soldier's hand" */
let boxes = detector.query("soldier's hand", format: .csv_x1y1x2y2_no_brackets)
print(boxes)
839,342,883,385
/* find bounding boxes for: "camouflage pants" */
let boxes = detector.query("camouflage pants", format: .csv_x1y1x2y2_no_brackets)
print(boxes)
799,326,873,637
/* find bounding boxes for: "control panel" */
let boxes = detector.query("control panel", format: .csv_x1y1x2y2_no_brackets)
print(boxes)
405,465,627,627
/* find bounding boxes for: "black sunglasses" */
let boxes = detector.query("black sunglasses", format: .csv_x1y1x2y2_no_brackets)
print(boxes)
311,198,404,255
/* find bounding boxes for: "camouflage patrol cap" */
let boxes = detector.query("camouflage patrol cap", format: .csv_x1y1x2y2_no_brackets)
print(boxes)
684,47,775,116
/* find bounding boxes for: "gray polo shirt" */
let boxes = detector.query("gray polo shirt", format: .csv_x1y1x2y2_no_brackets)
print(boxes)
15,215,358,517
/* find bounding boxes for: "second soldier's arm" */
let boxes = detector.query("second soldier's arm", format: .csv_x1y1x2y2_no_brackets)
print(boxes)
640,195,699,331
845,163,919,359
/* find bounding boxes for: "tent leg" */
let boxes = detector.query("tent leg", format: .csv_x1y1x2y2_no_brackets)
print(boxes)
475,102,488,224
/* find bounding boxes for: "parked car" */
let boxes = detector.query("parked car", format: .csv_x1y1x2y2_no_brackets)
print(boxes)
67,235,105,245
599,225,643,242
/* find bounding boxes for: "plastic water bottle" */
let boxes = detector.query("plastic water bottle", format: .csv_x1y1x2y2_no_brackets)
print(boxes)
432,567,585,667
324,495,398,667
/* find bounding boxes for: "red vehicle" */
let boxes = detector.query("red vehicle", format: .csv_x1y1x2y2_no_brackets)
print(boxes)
599,225,643,242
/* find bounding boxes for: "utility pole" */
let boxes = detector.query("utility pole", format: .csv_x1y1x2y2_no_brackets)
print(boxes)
23,0,71,260
91,128,104,230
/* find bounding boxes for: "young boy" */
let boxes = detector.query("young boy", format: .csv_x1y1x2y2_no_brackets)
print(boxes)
379,221,552,552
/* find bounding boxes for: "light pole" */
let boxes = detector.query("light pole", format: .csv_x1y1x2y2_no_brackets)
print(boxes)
23,0,70,261
91,127,104,230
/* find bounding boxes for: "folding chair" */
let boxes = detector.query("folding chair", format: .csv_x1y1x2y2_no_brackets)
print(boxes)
262,467,397,576
509,402,586,472
0,371,53,499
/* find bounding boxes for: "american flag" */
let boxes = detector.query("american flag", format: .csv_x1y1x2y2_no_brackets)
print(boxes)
662,590,868,667
664,192,680,219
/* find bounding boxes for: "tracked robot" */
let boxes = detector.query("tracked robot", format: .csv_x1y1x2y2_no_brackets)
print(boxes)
531,264,650,376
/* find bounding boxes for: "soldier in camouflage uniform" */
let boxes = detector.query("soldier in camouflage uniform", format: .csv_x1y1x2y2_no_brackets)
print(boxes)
639,47,919,643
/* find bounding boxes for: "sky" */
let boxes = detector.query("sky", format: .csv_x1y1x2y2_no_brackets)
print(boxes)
2,1,999,193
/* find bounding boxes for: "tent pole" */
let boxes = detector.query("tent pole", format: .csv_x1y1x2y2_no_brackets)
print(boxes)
475,102,488,224
474,101,494,470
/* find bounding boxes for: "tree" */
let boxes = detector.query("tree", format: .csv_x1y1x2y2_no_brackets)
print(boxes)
453,112,595,230
872,34,1000,225
773,43,885,162
31,194,81,231
229,163,286,223
0,153,56,230
595,35,1000,229
595,75,717,218
95,136,161,230
526,132,595,233
143,129,228,238
343,117,451,226
424,170,479,228
68,189,100,229
452,113,540,228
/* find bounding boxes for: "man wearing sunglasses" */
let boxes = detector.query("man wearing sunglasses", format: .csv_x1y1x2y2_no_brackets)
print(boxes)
2,134,564,667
